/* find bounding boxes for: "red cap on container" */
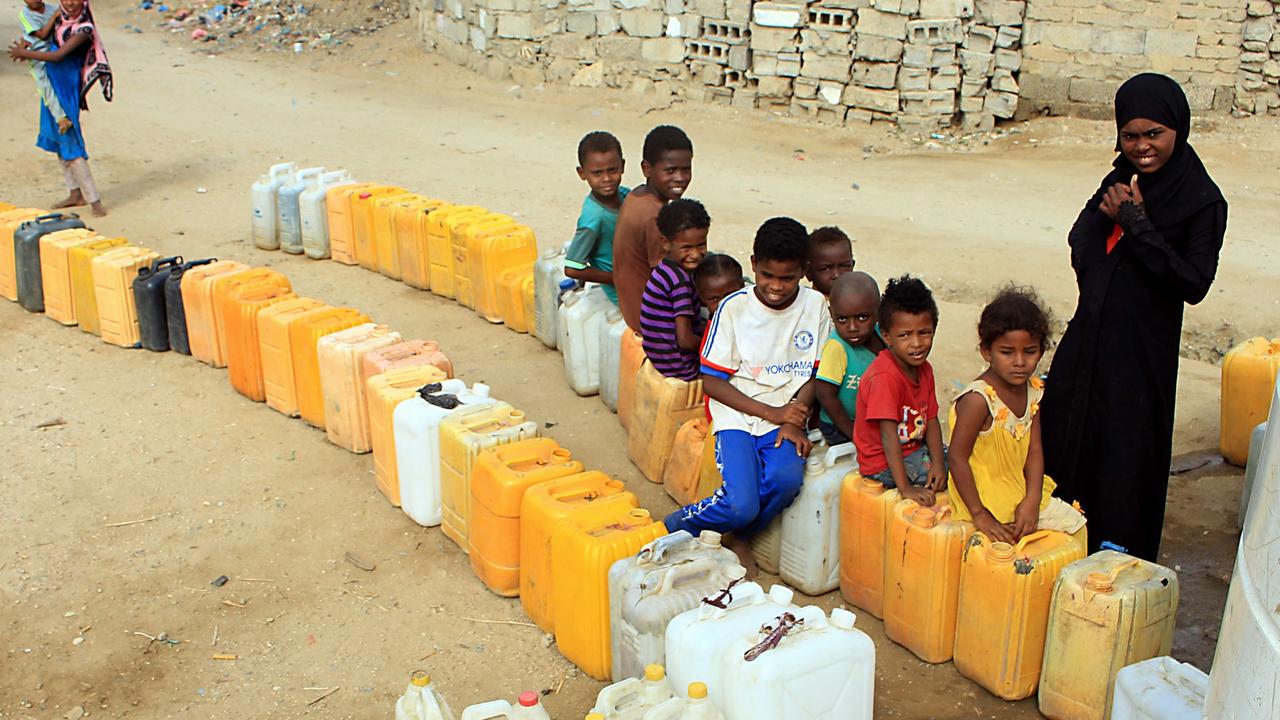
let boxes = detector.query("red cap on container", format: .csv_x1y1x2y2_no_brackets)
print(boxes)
518,691,538,707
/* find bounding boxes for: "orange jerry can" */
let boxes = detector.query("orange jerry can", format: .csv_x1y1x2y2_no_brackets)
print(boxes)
617,332,645,431
449,213,513,310
180,260,250,364
552,507,667,680
366,365,450,506
394,197,448,290
223,284,297,401
520,472,637,632
663,418,709,506
954,529,1088,701
291,307,371,428
68,236,128,335
472,224,537,324
325,182,379,265
0,202,13,212
372,192,435,281
496,264,535,333
92,246,160,348
425,205,487,299
1220,337,1280,466
362,339,454,383
839,474,900,618
439,404,541,552
468,439,585,597
0,208,45,301
317,323,402,452
884,501,973,663
350,186,407,272
40,229,101,325
209,268,292,368
257,298,327,416
628,362,704,483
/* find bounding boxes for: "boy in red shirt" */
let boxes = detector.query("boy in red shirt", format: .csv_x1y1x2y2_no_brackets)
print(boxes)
852,275,948,506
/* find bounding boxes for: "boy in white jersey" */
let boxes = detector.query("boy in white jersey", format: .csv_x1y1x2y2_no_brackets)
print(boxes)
664,217,831,574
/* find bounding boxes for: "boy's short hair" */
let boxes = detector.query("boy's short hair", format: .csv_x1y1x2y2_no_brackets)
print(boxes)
752,217,809,265
694,253,742,283
643,125,693,164
577,131,622,166
978,285,1053,351
656,198,711,240
878,274,939,330
808,226,851,250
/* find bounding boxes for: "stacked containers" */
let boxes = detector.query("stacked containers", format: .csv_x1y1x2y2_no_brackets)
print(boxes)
14,213,86,312
224,284,299,401
519,472,636,632
290,307,371,428
425,206,487,299
883,500,973,663
839,474,901,618
367,365,451,506
209,268,292,369
317,323,402,452
257,297,327,416
180,260,250,362
394,197,447,290
663,418,709,505
1038,551,1180,720
92,246,160,348
468,439,585,596
954,529,1088,700
607,531,744,681
551,507,666,680
40,229,101,325
394,381,495,527
1219,337,1280,466
628,362,704,483
69,236,129,335
325,182,378,264
438,403,540,551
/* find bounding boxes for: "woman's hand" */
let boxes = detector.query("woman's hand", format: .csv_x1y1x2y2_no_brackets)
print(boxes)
973,509,1015,544
8,38,31,61
1011,496,1040,540
1099,182,1134,219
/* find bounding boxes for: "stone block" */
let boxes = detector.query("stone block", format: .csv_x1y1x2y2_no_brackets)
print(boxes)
571,62,605,87
1242,40,1269,53
1039,24,1089,52
469,26,488,51
815,101,849,125
960,110,995,132
751,25,800,52
1243,19,1274,43
985,89,1017,118
688,38,732,63
757,76,793,96
808,6,856,32
995,26,1020,49
991,68,1018,92
597,34,644,59
1017,72,1067,109
960,49,994,74
794,76,820,98
692,60,726,84
546,57,582,82
960,76,987,96
907,18,963,45
496,12,535,38
844,85,901,112
724,67,753,87
1067,77,1115,105
989,0,1023,27
728,86,755,108
901,89,955,114
919,0,972,18
802,52,853,82
753,51,803,76
854,34,905,61
705,19,751,44
642,36,688,61
694,0,725,19
1089,28,1145,56
897,66,929,90
664,0,684,14
728,45,751,70
872,0,918,14
857,8,909,39
818,81,846,104
903,43,956,68
725,0,750,22
597,11,621,33
802,28,854,53
959,93,984,112
964,24,997,54
566,11,597,33
993,48,1020,71
1145,29,1198,56
666,14,703,38
621,9,665,36
1265,59,1280,79
1246,0,1272,16
753,2,806,28
705,86,734,105
615,0,652,8
897,114,949,132
930,65,961,90
852,61,899,88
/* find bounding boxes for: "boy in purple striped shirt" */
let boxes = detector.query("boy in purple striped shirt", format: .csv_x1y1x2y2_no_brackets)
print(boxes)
640,199,710,381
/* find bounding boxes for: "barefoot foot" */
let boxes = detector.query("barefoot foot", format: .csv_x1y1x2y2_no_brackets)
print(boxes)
51,191,84,209
90,200,107,217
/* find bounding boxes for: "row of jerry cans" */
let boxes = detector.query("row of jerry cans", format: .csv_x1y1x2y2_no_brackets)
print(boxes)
590,667,720,720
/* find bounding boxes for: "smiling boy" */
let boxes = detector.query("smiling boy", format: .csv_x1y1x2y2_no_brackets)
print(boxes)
564,131,629,303
815,272,885,446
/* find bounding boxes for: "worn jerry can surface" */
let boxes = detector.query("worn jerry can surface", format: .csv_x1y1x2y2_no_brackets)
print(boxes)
290,307,371,428
208,268,292,369
366,365,450,507
317,323,402,453
39,229,100,325
1220,337,1280,466
325,182,378,265
69,236,128,335
628,362,704,483
350,186,407,272
393,196,448,290
883,500,973,663
165,258,215,355
362,339,454,384
425,205,487,299
92,246,160,348
257,298,327,416
839,474,900,619
224,284,297,401
14,212,85,311
439,403,540,552
0,208,45,302
519,472,636,633
180,260,249,362
468,438,584,597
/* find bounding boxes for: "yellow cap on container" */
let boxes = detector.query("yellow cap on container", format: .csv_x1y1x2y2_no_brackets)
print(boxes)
410,670,430,687
586,714,605,720
688,682,708,699
644,664,665,681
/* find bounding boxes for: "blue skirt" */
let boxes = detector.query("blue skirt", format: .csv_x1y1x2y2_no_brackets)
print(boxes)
36,55,87,161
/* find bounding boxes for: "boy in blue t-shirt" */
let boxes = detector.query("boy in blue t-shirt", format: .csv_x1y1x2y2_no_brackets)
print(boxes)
564,131,629,304
815,272,885,445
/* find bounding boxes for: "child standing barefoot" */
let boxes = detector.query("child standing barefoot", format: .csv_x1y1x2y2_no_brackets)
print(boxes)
947,287,1085,542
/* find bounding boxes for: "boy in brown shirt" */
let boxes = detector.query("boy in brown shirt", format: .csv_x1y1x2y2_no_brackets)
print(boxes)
613,125,693,332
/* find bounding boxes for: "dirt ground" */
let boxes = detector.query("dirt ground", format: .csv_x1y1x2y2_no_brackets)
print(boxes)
2,3,1277,718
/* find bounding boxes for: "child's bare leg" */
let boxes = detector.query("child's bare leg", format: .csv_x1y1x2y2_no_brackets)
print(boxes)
90,200,107,217
62,158,103,215
723,533,758,579
52,189,85,208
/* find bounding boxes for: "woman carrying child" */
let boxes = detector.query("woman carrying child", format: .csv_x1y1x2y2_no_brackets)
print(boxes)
8,0,112,216
947,288,1085,543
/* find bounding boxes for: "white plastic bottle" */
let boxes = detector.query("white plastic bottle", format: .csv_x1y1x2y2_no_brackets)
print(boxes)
598,308,627,412
558,285,613,395
778,443,855,595
300,170,355,260
533,247,569,349
681,683,721,720
460,692,548,720
1113,657,1207,720
394,381,494,527
593,664,676,720
395,672,456,720
277,166,324,254
250,161,297,250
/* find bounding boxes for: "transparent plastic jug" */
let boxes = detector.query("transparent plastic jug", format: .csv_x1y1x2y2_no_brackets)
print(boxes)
558,285,614,395
592,664,675,720
300,170,353,259
533,246,568,348
883,500,972,663
839,474,900,618
779,443,855,595
599,308,628,412
461,692,549,720
1112,657,1206,720
394,381,495,527
608,531,745,681
277,166,323,254
250,162,297,250
395,671,456,720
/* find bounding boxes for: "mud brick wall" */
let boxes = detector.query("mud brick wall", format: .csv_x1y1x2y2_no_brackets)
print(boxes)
410,0,1277,129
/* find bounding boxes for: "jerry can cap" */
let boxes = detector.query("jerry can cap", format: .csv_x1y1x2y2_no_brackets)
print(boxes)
559,279,576,291
518,691,539,707
688,682,708,699
586,715,605,720
410,670,430,687
644,664,666,681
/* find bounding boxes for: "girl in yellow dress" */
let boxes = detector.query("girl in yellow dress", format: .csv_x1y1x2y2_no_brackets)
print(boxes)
947,287,1086,543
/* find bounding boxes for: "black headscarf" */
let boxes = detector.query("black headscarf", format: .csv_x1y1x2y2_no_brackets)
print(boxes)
1088,73,1224,229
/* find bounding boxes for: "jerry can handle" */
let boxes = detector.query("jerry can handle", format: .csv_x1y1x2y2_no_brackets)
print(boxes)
459,700,513,720
655,556,720,596
824,442,857,467
1014,530,1056,554
152,255,184,271
183,258,217,269
1104,558,1142,584
638,530,694,565
34,212,77,223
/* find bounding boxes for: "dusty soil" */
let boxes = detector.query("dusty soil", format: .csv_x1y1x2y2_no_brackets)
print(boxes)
2,2,1275,717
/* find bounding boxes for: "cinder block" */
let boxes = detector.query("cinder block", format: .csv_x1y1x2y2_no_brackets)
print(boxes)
959,93,984,112
930,65,961,90
753,51,802,76
469,26,488,51
818,81,846,105
615,0,651,8
802,28,854,53
728,86,754,108
705,19,750,44
728,44,751,70
844,85,901,112
497,12,535,38
597,34,643,59
567,11,597,33
725,0,750,22
692,60,726,85
664,0,684,14
903,43,957,68
694,0,726,19
959,49,994,74
854,33,905,61
985,89,1017,118
986,0,1024,27
960,76,987,96
995,25,1020,49
621,9,665,36
597,11,621,34
724,68,754,87
759,95,792,113
1089,28,1145,56
852,60,899,88
960,110,995,132
964,24,996,54
642,36,688,62
706,86,734,105
753,2,806,28
794,76,821,98
897,66,929,90
993,48,1020,71
808,6,855,32
918,0,972,18
857,8,908,39
1145,29,1198,56
750,25,800,52
901,89,955,115
907,18,963,45
897,114,949,132
844,107,896,125
757,76,793,96
1017,72,1067,111
688,38,732,63
801,51,853,82
871,0,918,14
666,14,702,38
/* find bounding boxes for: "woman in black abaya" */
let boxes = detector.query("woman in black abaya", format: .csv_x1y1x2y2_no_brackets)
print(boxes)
1041,74,1227,561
